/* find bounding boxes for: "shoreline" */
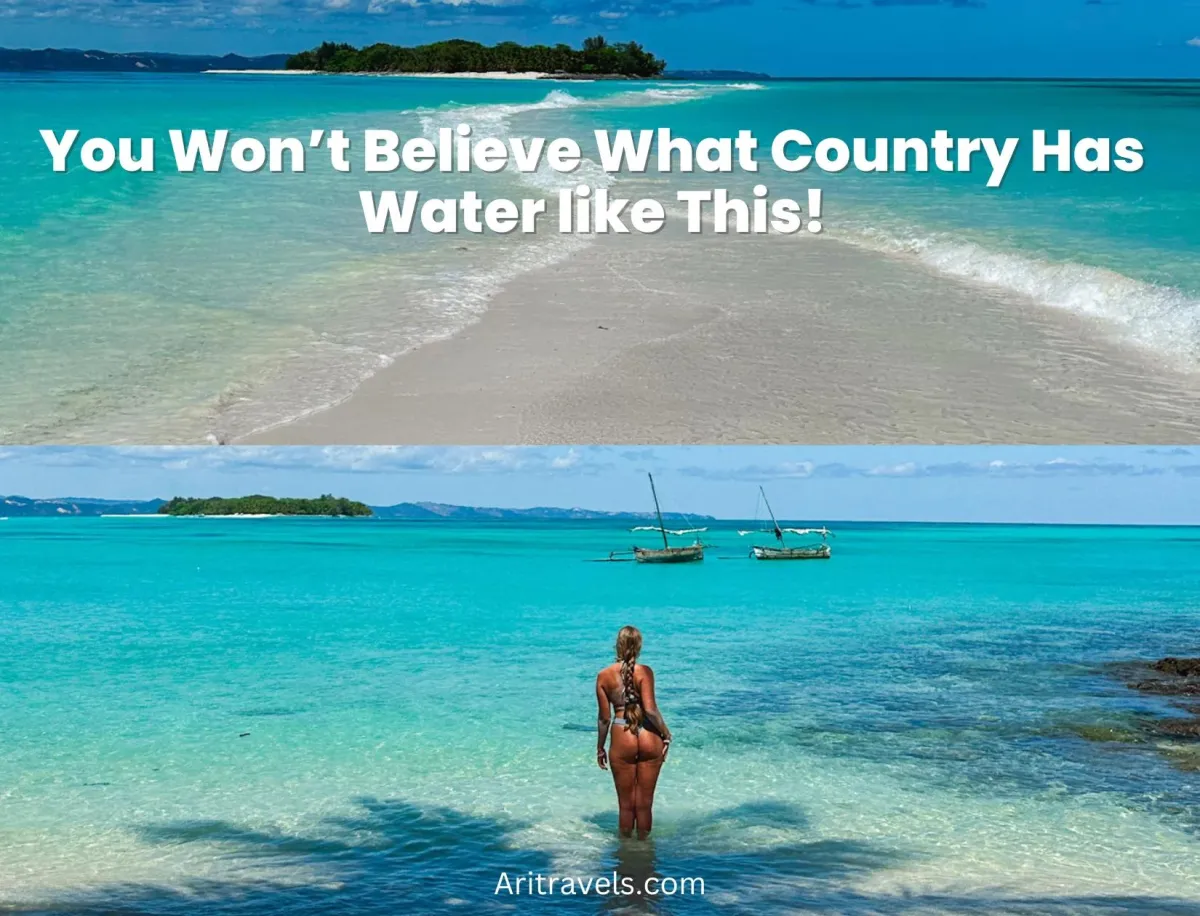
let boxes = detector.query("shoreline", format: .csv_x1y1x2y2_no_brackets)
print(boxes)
245,229,1200,445
204,69,553,79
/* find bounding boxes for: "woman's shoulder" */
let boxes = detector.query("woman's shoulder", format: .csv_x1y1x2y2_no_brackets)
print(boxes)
634,663,655,684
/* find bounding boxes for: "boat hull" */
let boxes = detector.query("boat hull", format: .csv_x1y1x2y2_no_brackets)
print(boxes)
752,545,831,560
634,545,705,564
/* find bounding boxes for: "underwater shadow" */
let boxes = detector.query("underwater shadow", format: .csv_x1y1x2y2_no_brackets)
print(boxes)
585,799,1200,916
7,797,1200,915
9,797,555,915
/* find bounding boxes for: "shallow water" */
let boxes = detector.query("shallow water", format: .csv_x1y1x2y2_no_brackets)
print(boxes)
1,76,1198,441
2,518,1200,913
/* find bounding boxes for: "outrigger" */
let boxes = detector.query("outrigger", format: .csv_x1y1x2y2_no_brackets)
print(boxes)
604,474,706,564
741,486,832,560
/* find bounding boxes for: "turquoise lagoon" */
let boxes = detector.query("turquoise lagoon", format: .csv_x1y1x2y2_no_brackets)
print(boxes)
1,75,1199,440
2,517,1200,912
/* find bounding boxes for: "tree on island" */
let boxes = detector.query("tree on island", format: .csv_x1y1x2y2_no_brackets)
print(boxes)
159,495,372,517
286,36,665,77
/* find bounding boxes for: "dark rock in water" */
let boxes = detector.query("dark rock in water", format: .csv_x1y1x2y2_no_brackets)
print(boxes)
1123,657,1200,696
1065,722,1147,744
1087,659,1200,764
1153,657,1200,677
1129,679,1200,696
1146,719,1200,740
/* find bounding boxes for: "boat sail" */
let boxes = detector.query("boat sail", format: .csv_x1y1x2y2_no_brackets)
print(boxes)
626,473,705,564
742,486,832,560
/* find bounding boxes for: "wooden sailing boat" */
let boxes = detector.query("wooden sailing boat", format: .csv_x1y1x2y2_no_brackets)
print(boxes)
743,486,832,560
630,473,705,564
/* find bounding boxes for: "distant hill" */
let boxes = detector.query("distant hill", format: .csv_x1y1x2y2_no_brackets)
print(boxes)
1,496,164,516
370,502,712,522
287,37,664,78
0,47,764,80
1,496,713,522
160,495,371,517
0,48,291,72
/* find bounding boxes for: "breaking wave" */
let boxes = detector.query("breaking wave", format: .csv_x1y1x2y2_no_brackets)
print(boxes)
411,80,760,137
846,226,1200,369
414,88,585,137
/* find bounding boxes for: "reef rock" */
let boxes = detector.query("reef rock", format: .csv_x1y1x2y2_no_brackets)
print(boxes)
1152,657,1200,678
1146,718,1200,740
1125,656,1200,696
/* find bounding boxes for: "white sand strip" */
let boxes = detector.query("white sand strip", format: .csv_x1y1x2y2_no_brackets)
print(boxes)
247,230,1200,445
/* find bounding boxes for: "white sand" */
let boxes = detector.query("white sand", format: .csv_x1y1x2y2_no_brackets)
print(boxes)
246,229,1200,445
204,70,549,79
204,69,316,75
384,71,548,80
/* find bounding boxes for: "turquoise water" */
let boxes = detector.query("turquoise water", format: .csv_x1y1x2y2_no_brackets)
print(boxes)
1,76,1199,441
3,517,1200,913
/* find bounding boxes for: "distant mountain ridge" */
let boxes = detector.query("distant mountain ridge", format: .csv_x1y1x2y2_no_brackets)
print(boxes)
1,496,713,521
1,496,165,516
370,502,709,521
0,48,291,72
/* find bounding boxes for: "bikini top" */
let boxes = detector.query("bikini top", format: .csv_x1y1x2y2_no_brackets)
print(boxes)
609,681,640,709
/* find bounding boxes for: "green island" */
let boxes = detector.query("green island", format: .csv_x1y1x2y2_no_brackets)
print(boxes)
159,495,373,517
286,36,665,78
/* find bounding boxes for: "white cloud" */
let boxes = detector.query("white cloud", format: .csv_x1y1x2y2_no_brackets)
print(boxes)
550,448,583,470
598,9,626,17
551,13,579,23
1187,37,1200,48
0,446,613,477
680,455,1171,482
866,462,919,478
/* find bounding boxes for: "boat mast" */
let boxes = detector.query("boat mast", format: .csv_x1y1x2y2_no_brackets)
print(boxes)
648,473,670,549
760,486,785,545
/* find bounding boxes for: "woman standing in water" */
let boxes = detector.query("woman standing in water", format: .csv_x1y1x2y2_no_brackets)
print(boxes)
596,626,672,839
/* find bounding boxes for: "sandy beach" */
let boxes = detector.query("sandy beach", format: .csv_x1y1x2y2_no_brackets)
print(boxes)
247,230,1200,445
204,69,551,78
8,75,1199,446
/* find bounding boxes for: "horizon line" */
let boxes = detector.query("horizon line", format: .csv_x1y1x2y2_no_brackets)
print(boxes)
3,498,1197,529
4,47,1200,82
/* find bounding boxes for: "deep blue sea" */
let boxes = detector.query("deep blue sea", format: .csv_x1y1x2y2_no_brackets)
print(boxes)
3,517,1200,913
1,75,1198,441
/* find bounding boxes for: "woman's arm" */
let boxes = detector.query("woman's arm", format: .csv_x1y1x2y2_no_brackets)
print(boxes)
638,666,672,752
595,674,611,770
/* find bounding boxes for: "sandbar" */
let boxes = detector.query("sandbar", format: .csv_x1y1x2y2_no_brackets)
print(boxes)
247,230,1200,445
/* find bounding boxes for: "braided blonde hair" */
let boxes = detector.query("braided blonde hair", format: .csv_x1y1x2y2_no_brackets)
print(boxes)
616,625,644,733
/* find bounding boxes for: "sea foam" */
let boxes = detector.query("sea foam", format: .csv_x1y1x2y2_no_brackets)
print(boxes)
844,227,1200,370
414,88,585,137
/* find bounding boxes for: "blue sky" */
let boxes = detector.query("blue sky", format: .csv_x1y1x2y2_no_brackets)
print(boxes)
3,0,1200,77
2,445,1198,523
